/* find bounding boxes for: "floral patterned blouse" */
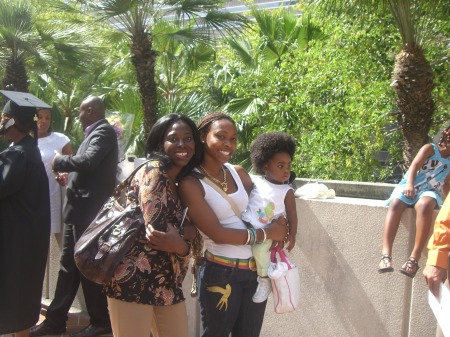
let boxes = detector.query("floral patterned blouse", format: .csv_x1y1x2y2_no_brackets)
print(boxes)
104,160,189,306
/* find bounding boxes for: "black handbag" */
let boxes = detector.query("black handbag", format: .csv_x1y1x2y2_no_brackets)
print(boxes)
74,160,149,285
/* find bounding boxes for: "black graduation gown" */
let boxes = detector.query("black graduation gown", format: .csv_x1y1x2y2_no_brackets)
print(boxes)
0,135,50,334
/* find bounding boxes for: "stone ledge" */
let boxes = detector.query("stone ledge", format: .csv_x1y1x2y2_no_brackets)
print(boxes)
294,178,395,200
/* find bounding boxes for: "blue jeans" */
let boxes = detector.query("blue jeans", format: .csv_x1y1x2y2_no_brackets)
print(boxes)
198,259,267,337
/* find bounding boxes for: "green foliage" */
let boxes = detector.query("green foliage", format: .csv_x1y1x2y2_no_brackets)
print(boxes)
311,0,450,169
210,10,404,181
1,1,448,183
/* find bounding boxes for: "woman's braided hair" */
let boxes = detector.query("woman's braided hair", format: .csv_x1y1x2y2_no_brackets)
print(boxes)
197,112,235,138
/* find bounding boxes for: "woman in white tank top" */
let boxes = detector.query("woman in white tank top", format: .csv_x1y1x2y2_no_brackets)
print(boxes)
179,112,287,337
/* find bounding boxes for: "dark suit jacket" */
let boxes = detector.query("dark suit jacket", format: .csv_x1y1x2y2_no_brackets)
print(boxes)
53,119,118,228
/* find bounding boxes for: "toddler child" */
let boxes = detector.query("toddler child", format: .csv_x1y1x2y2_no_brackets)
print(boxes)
242,132,298,303
379,126,450,277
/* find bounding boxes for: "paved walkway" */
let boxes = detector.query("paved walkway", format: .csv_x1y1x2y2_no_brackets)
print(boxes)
1,306,113,337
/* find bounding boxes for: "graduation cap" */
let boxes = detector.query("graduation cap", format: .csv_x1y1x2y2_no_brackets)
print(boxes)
0,91,51,139
1,90,51,121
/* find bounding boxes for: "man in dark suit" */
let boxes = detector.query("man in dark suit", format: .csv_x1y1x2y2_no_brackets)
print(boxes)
30,96,118,337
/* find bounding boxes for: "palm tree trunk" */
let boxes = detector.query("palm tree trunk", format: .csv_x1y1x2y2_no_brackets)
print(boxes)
391,44,434,169
2,57,29,94
130,32,158,139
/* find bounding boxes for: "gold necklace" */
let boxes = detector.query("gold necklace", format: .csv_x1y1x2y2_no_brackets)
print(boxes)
166,173,177,193
199,165,228,192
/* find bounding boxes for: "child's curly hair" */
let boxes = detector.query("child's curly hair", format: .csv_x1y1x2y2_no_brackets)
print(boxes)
438,126,450,147
250,132,296,175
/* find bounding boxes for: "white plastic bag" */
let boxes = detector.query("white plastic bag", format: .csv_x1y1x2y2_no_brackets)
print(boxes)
294,182,335,199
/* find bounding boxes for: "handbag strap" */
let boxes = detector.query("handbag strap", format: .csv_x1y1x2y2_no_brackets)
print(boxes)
113,160,150,198
201,174,242,219
190,167,241,219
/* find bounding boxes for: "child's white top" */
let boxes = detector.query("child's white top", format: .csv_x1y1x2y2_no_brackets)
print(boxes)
388,143,450,207
242,175,292,229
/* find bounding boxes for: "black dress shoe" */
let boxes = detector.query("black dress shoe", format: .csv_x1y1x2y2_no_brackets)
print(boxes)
29,321,66,336
70,324,112,337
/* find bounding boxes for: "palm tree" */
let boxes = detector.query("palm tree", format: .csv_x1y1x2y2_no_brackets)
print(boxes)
82,0,249,138
315,0,449,168
0,0,32,92
156,22,218,120
0,0,99,98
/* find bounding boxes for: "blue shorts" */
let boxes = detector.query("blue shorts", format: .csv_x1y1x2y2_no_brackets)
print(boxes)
386,185,442,207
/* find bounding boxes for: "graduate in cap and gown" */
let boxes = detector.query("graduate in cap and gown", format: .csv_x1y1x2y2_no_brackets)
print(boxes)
0,91,51,337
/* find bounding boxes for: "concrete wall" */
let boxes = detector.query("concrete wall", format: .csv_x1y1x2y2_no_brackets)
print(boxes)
42,180,443,337
261,196,438,337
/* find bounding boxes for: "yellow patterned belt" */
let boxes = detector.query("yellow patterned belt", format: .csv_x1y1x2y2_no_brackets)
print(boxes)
205,250,257,271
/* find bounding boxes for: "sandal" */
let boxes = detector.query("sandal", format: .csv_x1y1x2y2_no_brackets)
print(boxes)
378,254,393,273
399,257,419,278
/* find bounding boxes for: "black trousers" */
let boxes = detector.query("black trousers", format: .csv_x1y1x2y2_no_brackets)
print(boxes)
45,221,110,328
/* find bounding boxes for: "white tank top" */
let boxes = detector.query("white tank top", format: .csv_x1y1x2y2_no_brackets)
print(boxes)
197,163,252,259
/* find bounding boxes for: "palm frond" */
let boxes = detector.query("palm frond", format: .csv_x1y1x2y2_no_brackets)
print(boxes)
196,11,250,37
109,89,142,156
224,96,265,116
163,0,227,19
388,0,415,46
226,38,256,68
88,0,141,17
159,91,216,122
0,0,35,50
297,14,327,50
252,8,276,41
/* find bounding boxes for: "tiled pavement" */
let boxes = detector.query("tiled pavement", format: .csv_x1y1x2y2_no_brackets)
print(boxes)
1,306,113,337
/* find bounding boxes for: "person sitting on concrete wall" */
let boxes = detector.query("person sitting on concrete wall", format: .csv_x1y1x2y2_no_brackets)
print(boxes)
378,126,450,278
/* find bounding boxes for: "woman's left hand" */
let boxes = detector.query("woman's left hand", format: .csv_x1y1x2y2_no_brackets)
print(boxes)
146,223,188,255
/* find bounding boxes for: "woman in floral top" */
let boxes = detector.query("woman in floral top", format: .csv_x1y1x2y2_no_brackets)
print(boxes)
105,114,202,337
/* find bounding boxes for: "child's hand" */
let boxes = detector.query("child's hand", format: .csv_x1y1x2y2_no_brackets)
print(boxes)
403,183,415,199
285,234,296,252
271,240,285,250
